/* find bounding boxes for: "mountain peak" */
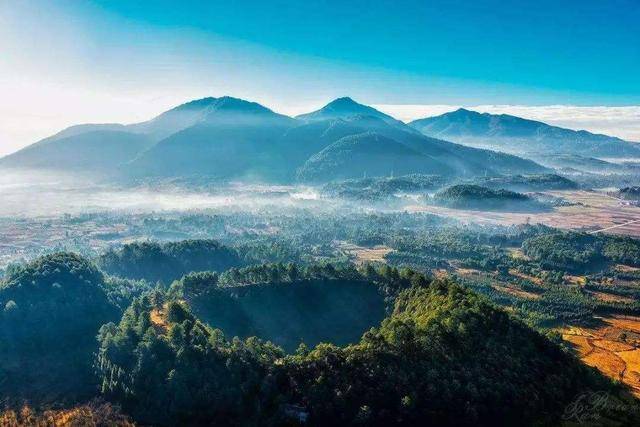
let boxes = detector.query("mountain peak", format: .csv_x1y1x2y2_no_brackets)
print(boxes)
296,96,396,124
321,96,370,112
325,96,359,107
210,96,274,113
170,97,218,112
450,107,482,117
168,96,276,116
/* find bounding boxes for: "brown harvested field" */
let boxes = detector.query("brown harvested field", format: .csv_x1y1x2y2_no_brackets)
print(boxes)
406,190,640,238
508,268,543,285
564,274,587,286
492,284,540,300
588,290,636,304
616,264,640,273
607,317,640,335
563,334,594,357
618,349,640,390
561,315,640,396
432,269,449,279
336,241,392,265
593,339,635,352
506,247,530,261
611,278,640,288
454,267,482,277
583,348,626,380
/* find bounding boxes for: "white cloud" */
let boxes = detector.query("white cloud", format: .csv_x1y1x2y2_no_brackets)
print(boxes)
374,104,640,142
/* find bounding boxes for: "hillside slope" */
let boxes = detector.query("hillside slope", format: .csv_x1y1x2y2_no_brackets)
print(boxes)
95,273,633,425
127,97,297,180
0,130,154,172
297,132,452,182
0,253,119,404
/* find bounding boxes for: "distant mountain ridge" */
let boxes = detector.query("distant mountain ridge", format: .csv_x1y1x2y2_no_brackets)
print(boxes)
1,96,549,182
409,108,640,158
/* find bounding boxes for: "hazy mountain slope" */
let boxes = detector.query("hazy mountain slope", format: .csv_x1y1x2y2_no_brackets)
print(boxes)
531,153,634,174
430,141,548,175
275,119,365,170
276,113,424,169
127,97,297,179
296,100,547,176
0,97,221,172
126,96,220,140
0,96,547,181
128,97,545,181
290,101,546,180
297,132,453,182
0,130,153,171
410,108,640,158
35,123,129,144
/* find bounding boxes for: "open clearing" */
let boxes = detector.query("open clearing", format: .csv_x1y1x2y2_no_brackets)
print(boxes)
561,315,640,396
407,190,640,238
336,241,392,265
150,306,168,333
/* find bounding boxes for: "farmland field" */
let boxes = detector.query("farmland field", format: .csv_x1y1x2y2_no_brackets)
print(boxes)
562,316,640,396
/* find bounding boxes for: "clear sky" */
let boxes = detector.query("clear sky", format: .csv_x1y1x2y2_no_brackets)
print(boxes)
1,0,639,155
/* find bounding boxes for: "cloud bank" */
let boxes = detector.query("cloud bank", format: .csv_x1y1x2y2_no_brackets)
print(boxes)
374,104,640,142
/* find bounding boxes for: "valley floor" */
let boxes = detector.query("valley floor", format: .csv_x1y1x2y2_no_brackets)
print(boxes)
407,190,640,238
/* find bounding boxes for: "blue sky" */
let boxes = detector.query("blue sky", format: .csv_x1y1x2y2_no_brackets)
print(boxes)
86,0,639,102
0,0,639,154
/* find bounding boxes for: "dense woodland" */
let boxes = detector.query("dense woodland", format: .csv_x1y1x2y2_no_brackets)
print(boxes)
522,232,640,273
95,277,625,426
3,213,640,424
98,239,243,284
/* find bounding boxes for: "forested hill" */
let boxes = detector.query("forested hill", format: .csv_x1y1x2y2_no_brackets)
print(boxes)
432,184,544,211
96,275,626,426
0,253,120,403
2,250,639,425
0,96,548,182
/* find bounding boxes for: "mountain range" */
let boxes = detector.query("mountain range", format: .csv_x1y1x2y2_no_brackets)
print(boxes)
4,97,636,183
409,108,640,160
